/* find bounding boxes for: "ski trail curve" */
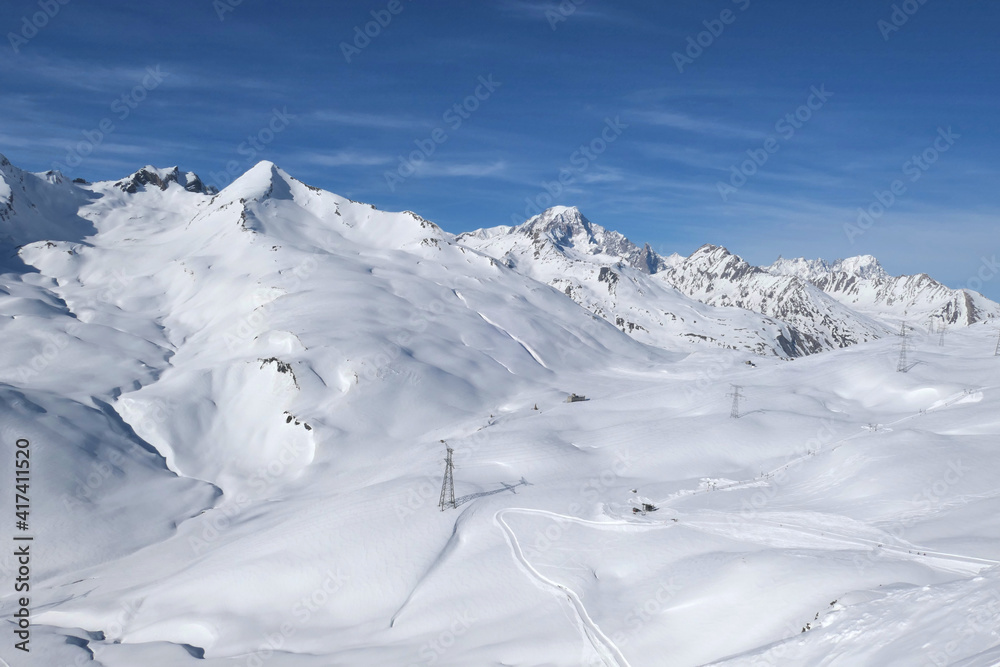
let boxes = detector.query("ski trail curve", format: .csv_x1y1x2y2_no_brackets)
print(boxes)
495,509,632,667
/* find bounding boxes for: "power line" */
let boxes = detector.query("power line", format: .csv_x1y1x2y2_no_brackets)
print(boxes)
897,322,912,373
727,384,744,419
438,441,456,511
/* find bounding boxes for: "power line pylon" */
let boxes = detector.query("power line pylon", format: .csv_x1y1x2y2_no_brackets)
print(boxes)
438,441,456,511
727,385,744,419
994,329,1000,357
938,324,946,348
897,322,911,372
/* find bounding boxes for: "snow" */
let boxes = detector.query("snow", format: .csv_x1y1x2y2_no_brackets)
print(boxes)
459,215,804,359
768,255,888,282
766,253,998,328
2,157,1000,666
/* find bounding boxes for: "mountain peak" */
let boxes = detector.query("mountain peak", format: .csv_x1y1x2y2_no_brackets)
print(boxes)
831,255,886,279
463,206,667,275
522,205,589,230
541,204,584,219
116,165,215,195
768,255,887,281
518,205,601,249
691,244,738,263
218,160,296,202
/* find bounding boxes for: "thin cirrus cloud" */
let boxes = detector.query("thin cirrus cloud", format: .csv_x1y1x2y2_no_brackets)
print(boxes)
299,151,393,167
309,110,430,131
0,53,234,95
410,160,508,178
631,111,761,140
497,0,612,21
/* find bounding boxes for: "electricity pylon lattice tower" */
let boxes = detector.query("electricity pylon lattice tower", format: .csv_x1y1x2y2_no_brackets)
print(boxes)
995,329,1000,357
728,385,744,419
438,442,456,511
897,322,912,373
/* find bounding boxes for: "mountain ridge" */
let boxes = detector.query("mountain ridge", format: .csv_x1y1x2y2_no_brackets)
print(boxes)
2,156,996,357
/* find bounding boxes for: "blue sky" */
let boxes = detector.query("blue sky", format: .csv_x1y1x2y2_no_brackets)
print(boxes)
2,0,998,297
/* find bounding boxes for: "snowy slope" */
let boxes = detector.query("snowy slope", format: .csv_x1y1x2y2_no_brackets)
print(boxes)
2,155,1000,667
0,154,96,259
461,208,998,358
657,244,893,355
13,160,669,494
458,207,803,358
768,255,1000,328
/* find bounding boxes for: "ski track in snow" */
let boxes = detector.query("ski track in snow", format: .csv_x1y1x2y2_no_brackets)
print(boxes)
488,383,1000,663
494,386,1000,610
495,508,635,667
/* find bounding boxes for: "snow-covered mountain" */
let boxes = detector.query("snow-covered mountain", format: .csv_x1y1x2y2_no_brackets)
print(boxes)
4,154,1000,667
657,244,892,355
459,204,996,357
767,255,999,328
458,207,802,358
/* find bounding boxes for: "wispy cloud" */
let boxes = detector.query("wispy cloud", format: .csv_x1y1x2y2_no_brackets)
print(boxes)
498,0,605,20
496,0,646,28
309,110,429,130
412,160,508,178
579,165,625,184
0,54,209,94
637,143,732,170
631,111,760,139
297,150,392,167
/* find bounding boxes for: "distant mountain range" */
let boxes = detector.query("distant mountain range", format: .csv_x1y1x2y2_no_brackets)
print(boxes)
2,156,995,363
459,206,997,358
